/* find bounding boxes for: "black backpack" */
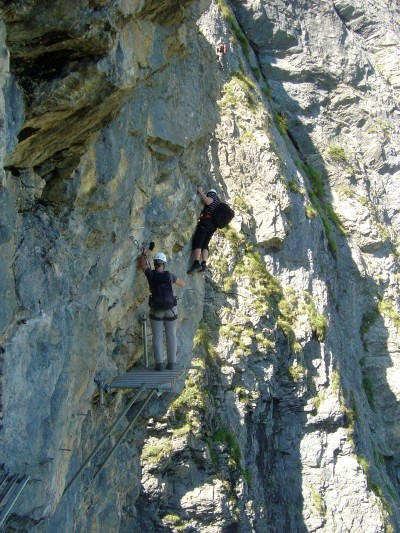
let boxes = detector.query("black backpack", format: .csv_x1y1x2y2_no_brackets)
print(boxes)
148,271,177,310
212,202,235,229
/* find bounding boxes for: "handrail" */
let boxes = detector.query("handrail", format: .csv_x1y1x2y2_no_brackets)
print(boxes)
62,387,145,499
93,389,157,480
139,315,149,367
0,474,30,527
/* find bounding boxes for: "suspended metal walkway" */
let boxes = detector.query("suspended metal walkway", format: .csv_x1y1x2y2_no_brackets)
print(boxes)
62,314,185,499
105,367,183,392
0,469,30,527
62,365,184,499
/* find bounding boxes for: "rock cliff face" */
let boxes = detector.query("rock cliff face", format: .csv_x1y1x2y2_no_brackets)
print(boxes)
0,0,400,531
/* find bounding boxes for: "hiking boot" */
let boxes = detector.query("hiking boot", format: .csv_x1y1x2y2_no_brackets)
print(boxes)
187,261,202,274
154,363,165,372
198,261,207,272
166,362,175,370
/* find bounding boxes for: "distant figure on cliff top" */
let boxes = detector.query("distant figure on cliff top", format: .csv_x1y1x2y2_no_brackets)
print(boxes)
216,38,228,68
140,248,185,371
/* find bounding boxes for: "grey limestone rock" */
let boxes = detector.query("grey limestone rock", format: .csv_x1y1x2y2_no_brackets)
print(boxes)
0,0,400,532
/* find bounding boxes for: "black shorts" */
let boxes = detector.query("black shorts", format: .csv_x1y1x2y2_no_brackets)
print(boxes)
192,219,216,251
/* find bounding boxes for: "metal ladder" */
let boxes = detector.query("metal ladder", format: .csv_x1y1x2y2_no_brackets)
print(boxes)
63,314,183,499
0,470,30,527
62,386,151,499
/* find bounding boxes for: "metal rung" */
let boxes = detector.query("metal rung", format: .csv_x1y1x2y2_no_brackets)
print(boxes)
0,474,18,505
0,474,30,527
0,473,13,494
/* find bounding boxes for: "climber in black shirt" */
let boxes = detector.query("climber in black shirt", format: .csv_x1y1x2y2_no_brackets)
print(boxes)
140,249,185,371
187,187,220,273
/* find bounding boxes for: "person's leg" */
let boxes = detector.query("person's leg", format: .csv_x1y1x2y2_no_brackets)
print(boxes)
188,224,208,273
193,248,202,261
164,309,178,368
150,315,165,367
199,226,216,271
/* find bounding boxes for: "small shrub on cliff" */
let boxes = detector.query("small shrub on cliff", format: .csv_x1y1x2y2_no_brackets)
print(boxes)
255,332,275,351
275,112,289,135
142,438,173,464
220,323,252,356
287,179,302,194
303,292,328,342
169,361,208,433
235,251,282,305
338,184,354,199
357,457,391,515
231,70,256,91
212,428,242,469
327,144,348,163
163,514,183,527
243,468,253,486
322,202,346,235
362,376,374,408
331,369,340,395
223,275,236,293
221,72,259,113
378,298,400,334
194,322,218,362
220,226,247,248
320,210,338,256
368,118,393,140
277,294,299,351
169,373,206,415
357,456,370,475
233,196,250,212
304,163,325,199
350,391,359,422
262,86,271,99
252,66,261,80
311,486,327,517
340,388,357,447
311,313,328,342
302,162,346,257
305,204,317,219
287,364,305,382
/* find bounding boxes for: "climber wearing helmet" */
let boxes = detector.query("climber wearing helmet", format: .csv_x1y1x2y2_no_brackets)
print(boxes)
187,186,221,274
140,248,185,371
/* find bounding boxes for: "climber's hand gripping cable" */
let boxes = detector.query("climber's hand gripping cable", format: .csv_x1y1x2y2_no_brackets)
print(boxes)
139,241,155,271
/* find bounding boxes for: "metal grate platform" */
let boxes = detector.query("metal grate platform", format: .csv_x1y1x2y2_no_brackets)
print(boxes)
105,368,183,392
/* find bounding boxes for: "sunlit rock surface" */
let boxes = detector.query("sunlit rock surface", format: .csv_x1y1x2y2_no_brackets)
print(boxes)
0,0,399,531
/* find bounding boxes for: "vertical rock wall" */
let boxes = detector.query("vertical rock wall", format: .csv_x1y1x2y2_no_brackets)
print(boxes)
0,0,399,532
132,1,400,532
0,0,213,530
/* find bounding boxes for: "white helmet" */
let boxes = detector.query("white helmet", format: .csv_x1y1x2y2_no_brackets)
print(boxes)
154,252,167,264
207,188,217,194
